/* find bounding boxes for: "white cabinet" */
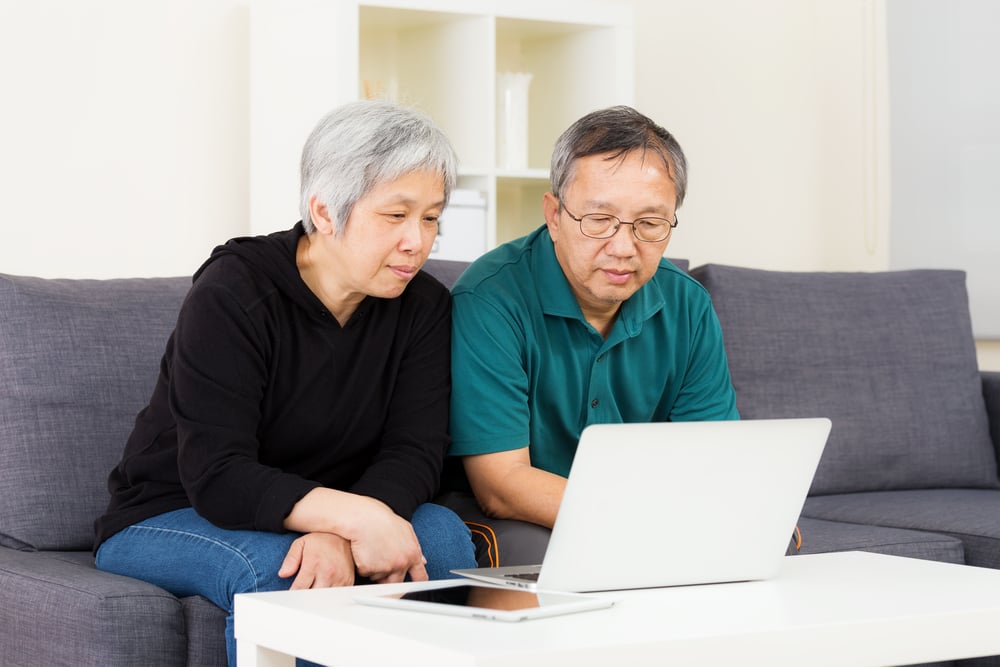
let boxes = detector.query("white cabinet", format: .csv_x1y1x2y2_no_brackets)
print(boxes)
249,0,634,253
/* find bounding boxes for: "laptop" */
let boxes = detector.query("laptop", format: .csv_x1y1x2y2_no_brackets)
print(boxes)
452,417,831,592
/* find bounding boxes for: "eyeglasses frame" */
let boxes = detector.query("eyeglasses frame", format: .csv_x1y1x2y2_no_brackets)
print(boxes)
559,201,678,243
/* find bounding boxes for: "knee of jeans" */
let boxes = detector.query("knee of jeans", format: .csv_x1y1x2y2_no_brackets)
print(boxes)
220,536,299,602
412,504,477,576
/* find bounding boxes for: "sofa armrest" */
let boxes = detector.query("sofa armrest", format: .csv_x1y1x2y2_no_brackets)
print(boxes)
984,371,1000,466
0,547,187,666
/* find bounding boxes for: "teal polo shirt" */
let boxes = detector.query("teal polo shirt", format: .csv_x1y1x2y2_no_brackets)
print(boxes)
449,225,739,477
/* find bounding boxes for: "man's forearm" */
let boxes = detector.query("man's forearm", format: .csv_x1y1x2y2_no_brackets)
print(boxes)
473,464,567,529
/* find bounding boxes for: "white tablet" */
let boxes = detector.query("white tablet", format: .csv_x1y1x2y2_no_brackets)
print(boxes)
354,581,615,622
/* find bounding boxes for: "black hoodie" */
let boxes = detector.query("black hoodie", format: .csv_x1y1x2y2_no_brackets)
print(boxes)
94,223,452,549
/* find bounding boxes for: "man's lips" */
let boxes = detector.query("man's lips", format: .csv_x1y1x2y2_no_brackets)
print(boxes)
601,268,634,285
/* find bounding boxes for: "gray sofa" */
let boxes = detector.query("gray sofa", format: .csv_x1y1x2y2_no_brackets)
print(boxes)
1,258,998,666
690,264,1000,572
0,260,467,667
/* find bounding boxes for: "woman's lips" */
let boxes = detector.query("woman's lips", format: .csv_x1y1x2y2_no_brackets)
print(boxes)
389,264,418,280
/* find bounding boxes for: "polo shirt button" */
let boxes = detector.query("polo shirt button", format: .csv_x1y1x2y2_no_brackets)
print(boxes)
591,399,599,408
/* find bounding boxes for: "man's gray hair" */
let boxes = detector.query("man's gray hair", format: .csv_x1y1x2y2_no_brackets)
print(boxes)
300,100,458,234
549,105,687,208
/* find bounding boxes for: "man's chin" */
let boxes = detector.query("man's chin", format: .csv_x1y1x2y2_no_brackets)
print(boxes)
597,278,642,300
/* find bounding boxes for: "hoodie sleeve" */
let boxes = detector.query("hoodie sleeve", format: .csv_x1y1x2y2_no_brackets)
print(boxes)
168,272,319,532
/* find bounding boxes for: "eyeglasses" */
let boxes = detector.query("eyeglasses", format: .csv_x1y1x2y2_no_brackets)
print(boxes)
559,202,678,243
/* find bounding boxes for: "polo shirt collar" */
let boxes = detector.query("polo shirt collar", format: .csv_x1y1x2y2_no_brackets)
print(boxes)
531,227,666,337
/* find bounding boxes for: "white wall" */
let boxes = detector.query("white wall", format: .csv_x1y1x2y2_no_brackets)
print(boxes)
609,0,890,273
0,0,250,279
0,0,995,368
886,0,1000,339
0,0,887,279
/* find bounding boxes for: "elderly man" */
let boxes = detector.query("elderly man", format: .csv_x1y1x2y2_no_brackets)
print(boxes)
444,106,739,565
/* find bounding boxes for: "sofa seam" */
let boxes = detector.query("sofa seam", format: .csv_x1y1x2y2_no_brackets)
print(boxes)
0,564,180,602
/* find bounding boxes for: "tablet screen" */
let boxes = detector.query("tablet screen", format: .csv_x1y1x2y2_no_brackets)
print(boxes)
356,582,615,621
399,584,546,611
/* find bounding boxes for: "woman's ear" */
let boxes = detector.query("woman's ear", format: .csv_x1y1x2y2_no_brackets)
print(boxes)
308,196,335,236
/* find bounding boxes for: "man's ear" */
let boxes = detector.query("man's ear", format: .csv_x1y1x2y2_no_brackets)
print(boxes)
308,196,335,236
542,192,561,241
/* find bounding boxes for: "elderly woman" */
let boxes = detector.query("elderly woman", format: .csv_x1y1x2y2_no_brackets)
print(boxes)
94,100,476,664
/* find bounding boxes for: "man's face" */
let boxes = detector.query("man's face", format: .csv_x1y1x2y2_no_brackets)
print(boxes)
544,150,677,324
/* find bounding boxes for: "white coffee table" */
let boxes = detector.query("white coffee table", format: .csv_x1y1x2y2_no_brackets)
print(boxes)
235,551,1000,666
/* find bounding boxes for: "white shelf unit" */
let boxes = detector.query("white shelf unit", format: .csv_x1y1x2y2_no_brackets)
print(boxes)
249,0,634,251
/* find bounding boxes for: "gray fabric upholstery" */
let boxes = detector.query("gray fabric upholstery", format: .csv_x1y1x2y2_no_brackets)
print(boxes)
793,516,965,564
2,259,998,665
437,491,551,567
0,273,191,550
0,549,227,666
182,596,229,667
803,490,1000,569
690,264,999,495
0,263,471,666
0,547,189,666
423,258,468,289
667,257,689,273
984,372,1000,466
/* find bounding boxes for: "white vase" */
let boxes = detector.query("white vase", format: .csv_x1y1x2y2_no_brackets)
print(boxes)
496,72,533,170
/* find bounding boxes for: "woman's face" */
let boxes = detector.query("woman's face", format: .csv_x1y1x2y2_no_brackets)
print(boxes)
321,170,446,302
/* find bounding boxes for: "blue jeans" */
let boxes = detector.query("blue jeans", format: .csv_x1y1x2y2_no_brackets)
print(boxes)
96,504,475,666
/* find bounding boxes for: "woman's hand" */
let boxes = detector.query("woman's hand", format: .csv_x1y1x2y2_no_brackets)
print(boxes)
283,488,428,584
344,496,429,584
278,532,355,589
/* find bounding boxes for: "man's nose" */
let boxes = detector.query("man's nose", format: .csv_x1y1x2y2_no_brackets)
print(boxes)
604,222,639,255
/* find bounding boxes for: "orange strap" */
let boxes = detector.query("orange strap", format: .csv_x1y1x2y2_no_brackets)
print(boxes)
464,521,500,567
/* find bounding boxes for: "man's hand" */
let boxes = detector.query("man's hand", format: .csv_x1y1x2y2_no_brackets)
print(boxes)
278,532,355,589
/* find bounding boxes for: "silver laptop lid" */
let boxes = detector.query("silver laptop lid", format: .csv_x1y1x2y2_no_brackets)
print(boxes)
538,417,831,592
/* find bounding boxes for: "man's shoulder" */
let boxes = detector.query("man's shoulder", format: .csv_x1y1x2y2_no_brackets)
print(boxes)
452,227,543,298
650,258,712,300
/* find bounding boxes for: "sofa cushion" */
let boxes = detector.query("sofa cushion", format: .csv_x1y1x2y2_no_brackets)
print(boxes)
0,273,190,551
984,372,1000,463
423,259,469,290
33,552,228,654
803,489,1000,569
690,265,998,495
182,594,229,667
0,547,192,665
794,516,965,564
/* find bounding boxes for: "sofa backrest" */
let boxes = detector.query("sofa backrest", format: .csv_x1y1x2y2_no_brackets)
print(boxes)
0,260,471,552
0,273,191,551
423,259,469,289
690,264,999,496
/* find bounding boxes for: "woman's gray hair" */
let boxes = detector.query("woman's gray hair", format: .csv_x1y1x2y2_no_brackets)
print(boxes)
299,100,458,234
549,105,688,208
